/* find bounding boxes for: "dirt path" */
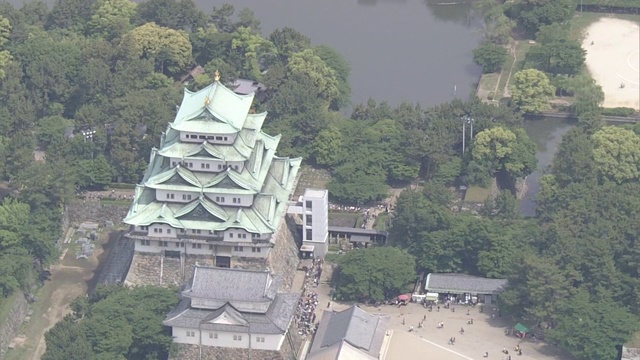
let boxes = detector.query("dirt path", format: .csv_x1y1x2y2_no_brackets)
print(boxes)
30,268,89,360
502,41,518,98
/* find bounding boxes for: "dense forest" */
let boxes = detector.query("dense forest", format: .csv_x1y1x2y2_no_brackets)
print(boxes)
0,0,637,359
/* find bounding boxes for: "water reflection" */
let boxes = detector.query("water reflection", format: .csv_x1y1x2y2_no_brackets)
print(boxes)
520,117,576,216
357,0,408,6
424,1,475,25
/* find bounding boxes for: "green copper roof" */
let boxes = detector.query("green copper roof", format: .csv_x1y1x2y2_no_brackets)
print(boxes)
124,80,303,235
175,83,260,132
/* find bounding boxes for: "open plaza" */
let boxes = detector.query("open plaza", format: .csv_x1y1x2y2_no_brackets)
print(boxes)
582,17,640,110
296,264,572,360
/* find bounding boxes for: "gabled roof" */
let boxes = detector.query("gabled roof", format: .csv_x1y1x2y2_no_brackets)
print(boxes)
310,306,390,358
163,292,299,334
307,341,377,360
175,81,257,132
182,266,277,303
425,273,508,295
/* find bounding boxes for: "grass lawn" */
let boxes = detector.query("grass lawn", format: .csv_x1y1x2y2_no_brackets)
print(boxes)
374,213,389,231
328,211,363,228
501,41,533,96
464,185,492,203
478,73,500,94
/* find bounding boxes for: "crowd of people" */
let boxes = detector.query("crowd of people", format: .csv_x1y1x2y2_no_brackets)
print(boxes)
294,259,324,337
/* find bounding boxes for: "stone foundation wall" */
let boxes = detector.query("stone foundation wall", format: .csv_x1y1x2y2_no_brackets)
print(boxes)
66,201,128,227
171,343,294,360
125,253,162,286
0,294,29,359
266,216,301,292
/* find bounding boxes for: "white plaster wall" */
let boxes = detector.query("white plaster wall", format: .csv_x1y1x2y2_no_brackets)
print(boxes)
204,193,254,207
173,328,282,350
148,223,177,238
156,189,200,203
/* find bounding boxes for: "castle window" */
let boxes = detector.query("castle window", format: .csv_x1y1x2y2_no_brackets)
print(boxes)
240,234,247,239
209,245,214,250
252,247,261,253
210,333,218,339
234,246,243,251
256,336,265,342
167,229,171,234
199,135,206,139
205,163,210,169
159,241,168,247
187,331,195,337
215,196,220,202
218,164,222,170
190,135,197,139
201,163,205,169
187,195,192,200
233,335,242,341
215,136,223,140
229,233,233,238
252,233,259,238
140,226,149,231
175,242,181,248
192,243,202,249
141,239,150,246
172,161,176,167
224,137,228,141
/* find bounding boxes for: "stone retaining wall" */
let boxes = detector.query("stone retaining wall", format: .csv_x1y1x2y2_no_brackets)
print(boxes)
0,294,29,359
266,216,301,292
66,201,128,227
171,343,296,360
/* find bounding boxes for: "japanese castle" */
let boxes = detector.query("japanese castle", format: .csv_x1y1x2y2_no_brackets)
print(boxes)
123,72,302,270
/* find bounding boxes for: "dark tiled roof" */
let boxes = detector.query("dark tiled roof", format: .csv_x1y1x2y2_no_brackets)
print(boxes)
163,293,299,334
425,273,508,294
183,266,279,302
310,306,390,357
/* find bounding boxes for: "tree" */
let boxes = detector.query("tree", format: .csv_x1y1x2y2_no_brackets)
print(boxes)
591,126,640,184
136,0,205,31
333,247,416,302
46,0,94,32
87,0,137,40
269,27,310,59
312,126,343,167
36,115,72,150
313,45,351,109
511,0,576,34
527,39,585,75
471,127,537,180
565,74,604,116
121,22,192,74
230,26,276,80
473,42,508,73
510,69,555,113
547,290,640,360
551,127,596,185
43,285,179,360
287,49,339,103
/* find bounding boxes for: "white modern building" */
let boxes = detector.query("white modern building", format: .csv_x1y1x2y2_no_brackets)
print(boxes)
287,189,329,259
163,265,299,351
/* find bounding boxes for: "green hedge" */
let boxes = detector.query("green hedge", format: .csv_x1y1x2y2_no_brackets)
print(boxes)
601,107,638,117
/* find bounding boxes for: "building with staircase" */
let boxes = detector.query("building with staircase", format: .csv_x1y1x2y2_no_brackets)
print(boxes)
122,74,302,287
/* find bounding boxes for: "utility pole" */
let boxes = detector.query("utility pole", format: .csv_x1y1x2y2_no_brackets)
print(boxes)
462,119,466,155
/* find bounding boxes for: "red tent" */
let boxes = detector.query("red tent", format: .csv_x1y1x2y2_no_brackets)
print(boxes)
398,294,410,301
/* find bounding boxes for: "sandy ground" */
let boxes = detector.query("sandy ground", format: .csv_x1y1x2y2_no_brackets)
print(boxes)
297,263,572,360
7,231,108,360
582,18,640,110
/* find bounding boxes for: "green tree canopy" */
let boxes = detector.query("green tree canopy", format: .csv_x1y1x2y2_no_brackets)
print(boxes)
87,0,138,40
121,22,192,74
473,42,508,73
333,247,416,302
591,126,640,184
471,126,537,180
510,69,555,113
